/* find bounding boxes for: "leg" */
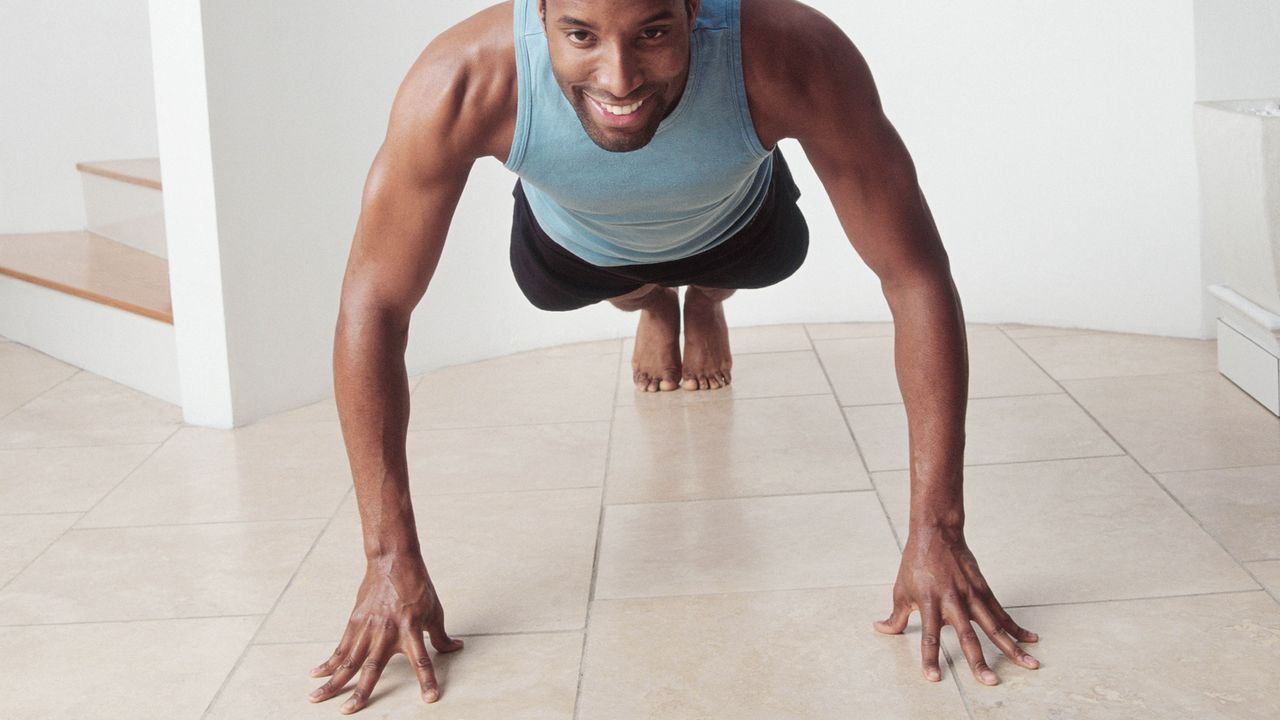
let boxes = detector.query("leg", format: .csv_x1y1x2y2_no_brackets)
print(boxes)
681,285,735,390
610,283,682,392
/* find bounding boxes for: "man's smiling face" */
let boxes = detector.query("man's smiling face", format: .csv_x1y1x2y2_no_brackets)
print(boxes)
540,0,700,153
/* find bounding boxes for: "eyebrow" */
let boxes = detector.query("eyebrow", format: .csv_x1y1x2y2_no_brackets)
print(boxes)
556,10,675,29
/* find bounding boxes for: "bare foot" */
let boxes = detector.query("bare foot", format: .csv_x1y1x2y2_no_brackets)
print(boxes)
632,287,682,392
681,286,733,390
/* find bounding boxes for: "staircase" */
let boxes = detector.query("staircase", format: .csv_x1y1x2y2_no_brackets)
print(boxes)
0,159,180,404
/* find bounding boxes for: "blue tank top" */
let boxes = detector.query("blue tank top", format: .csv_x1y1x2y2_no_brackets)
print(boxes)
504,0,773,267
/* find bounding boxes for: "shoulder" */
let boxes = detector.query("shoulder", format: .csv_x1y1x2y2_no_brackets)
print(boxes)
382,2,518,168
740,0,884,147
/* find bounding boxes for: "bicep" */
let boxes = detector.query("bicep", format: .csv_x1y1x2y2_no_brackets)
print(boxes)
785,16,946,284
340,47,482,323
343,146,473,321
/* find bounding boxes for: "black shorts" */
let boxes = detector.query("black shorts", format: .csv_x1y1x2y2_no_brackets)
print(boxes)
509,147,810,312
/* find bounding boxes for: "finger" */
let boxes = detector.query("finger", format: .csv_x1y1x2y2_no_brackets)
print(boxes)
311,645,346,678
990,601,1039,643
310,631,370,703
948,605,998,686
969,598,1039,670
424,599,464,654
405,628,443,703
920,603,943,682
873,599,910,635
342,632,394,714
311,622,359,677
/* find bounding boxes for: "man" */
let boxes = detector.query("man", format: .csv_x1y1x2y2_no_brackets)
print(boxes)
317,0,1041,713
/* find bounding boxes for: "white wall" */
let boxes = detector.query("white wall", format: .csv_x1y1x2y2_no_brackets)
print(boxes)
168,0,1205,425
0,0,158,234
1194,0,1280,101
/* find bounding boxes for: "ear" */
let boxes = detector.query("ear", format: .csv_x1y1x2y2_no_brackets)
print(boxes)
686,0,700,25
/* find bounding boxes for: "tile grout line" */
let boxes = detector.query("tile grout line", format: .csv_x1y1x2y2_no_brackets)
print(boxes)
0,424,181,596
198,491,349,720
0,366,83,424
838,390,1067,410
0,613,264,629
1005,587,1266,611
864,450,1130,475
602,487,879,508
1000,328,1280,609
571,337,625,720
806,322,972,716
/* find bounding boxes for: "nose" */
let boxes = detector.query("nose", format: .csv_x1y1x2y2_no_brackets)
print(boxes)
595,43,644,101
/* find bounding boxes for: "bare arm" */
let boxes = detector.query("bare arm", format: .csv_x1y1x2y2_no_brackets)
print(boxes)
310,30,496,714
757,0,1041,685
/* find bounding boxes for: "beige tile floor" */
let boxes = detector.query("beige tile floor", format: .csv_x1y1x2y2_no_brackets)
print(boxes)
1,323,1278,719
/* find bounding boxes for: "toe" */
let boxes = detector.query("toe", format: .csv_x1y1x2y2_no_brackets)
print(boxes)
699,375,711,390
634,372,650,391
659,372,680,391
681,376,698,391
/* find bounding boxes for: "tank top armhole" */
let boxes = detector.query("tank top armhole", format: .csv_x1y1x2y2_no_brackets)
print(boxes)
504,0,533,173
728,0,770,160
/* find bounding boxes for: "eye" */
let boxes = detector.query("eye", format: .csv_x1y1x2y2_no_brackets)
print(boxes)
567,30,592,43
641,28,667,40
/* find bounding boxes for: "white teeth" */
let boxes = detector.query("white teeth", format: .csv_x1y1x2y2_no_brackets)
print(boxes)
600,98,643,116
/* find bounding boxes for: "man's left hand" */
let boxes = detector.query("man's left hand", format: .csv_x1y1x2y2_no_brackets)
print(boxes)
873,526,1041,685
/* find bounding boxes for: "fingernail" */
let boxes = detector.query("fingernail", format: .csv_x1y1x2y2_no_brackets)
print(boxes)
309,689,323,700
982,671,999,685
1024,654,1040,668
927,669,941,681
424,688,440,703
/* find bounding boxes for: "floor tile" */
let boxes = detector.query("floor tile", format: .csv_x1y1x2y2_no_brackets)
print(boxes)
617,350,830,406
257,397,339,424
594,492,899,600
0,513,78,586
941,592,1280,718
816,331,1059,406
1013,331,1217,380
846,394,1121,471
410,346,618,429
0,444,156,513
806,322,1003,342
256,488,601,642
206,634,582,720
406,421,609,496
998,324,1097,339
78,424,353,527
1246,560,1280,597
1063,371,1280,473
0,374,182,448
1157,465,1280,561
805,322,895,340
0,343,77,417
578,586,967,720
606,395,869,504
621,323,813,359
0,520,324,624
873,456,1258,607
0,616,259,720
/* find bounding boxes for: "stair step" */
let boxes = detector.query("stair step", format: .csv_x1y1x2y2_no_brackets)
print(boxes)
0,231,172,324
75,158,162,190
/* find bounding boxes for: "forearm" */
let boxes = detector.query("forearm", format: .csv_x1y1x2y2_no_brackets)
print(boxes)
882,267,969,535
333,302,421,561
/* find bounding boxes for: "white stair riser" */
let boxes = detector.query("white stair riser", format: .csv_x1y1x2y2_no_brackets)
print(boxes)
1216,318,1280,417
0,275,180,405
80,173,167,259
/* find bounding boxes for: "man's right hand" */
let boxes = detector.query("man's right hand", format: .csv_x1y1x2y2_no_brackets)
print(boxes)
307,554,464,714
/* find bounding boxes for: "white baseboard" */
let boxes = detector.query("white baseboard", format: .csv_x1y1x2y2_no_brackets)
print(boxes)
0,275,180,405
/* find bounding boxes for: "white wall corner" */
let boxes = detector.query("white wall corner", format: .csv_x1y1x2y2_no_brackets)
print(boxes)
148,0,235,428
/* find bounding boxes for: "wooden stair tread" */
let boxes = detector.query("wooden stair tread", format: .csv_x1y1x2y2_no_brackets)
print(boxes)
0,232,172,324
75,158,162,191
